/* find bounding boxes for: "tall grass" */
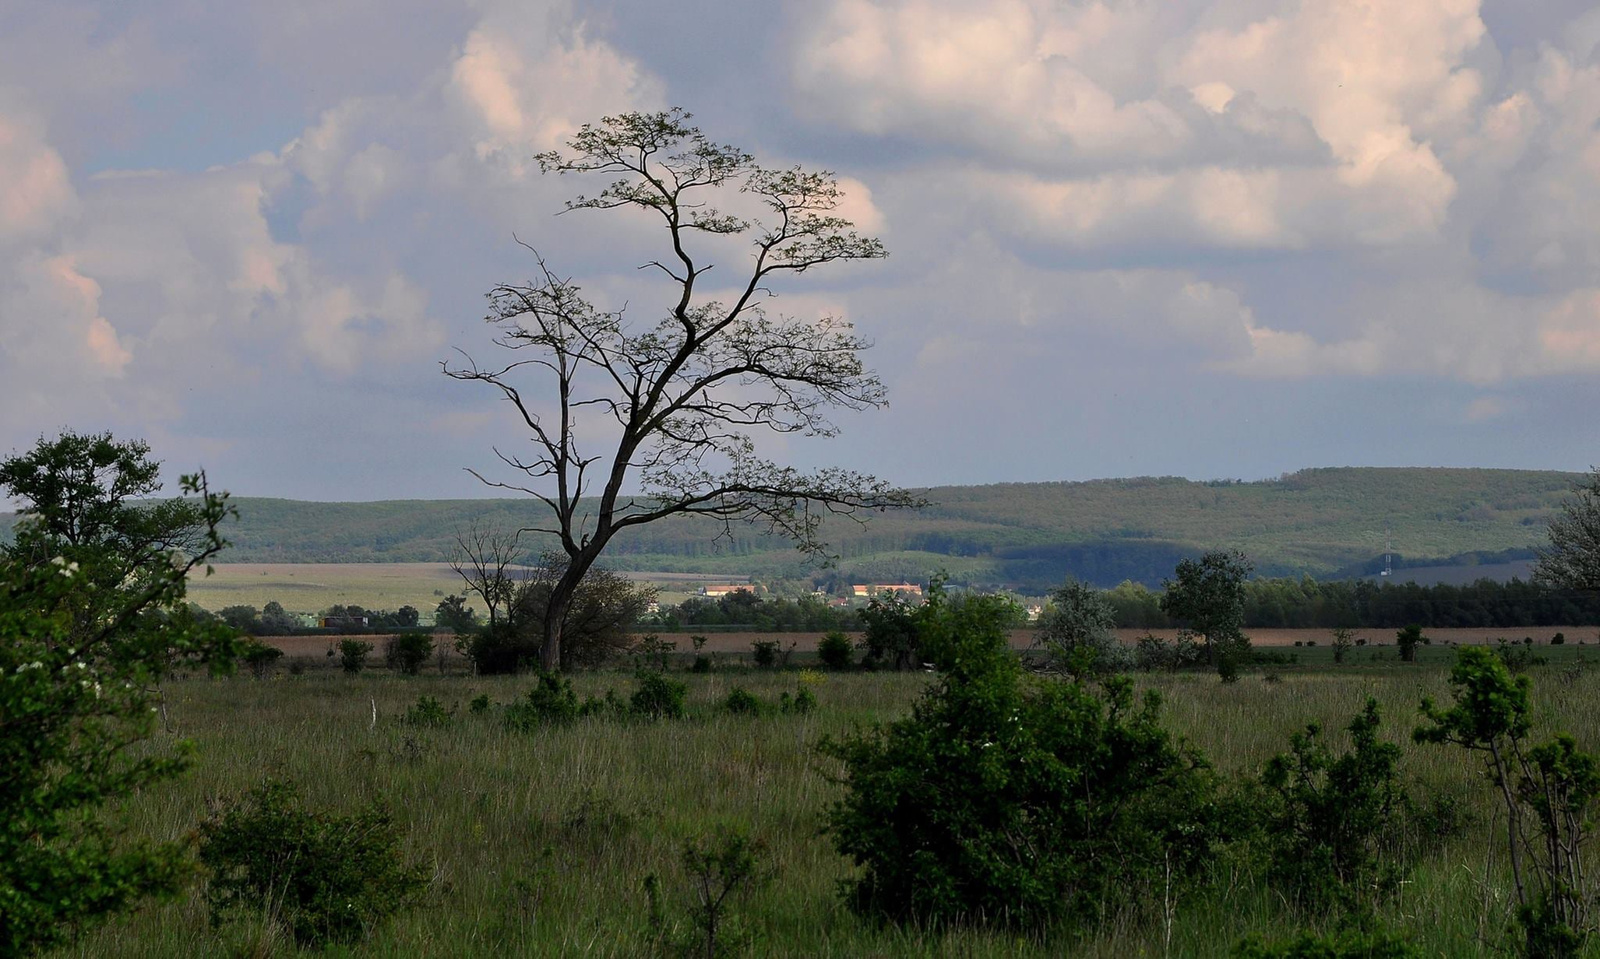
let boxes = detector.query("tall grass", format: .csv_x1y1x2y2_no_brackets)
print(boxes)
54,659,1600,956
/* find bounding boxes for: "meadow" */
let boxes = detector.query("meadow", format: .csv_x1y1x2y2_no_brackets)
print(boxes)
54,649,1600,957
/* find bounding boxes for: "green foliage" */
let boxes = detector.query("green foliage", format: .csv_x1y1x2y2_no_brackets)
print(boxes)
239,638,283,679
1415,647,1600,956
1134,631,1204,672
385,632,434,676
504,673,580,729
1330,627,1356,664
1394,624,1427,663
821,586,1218,928
434,593,477,631
631,671,687,719
633,635,677,672
680,829,768,958
1494,637,1546,672
0,433,236,957
469,693,492,715
817,631,855,670
1233,927,1422,958
723,686,762,716
750,639,780,669
857,593,921,670
785,684,818,715
1035,576,1129,677
197,779,427,947
1162,550,1253,678
403,695,454,728
1260,699,1407,914
339,638,374,674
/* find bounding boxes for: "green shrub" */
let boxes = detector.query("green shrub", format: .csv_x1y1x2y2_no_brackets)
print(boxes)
817,631,855,670
339,639,373,675
631,671,687,719
633,634,676,671
1395,624,1428,663
750,639,780,669
1233,928,1421,958
1415,647,1600,956
402,695,453,728
724,687,762,715
385,633,434,676
504,673,580,730
469,694,492,715
197,779,427,947
240,639,283,679
821,587,1218,928
1260,698,1409,914
780,683,818,715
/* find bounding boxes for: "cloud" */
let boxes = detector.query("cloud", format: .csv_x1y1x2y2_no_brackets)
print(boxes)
0,110,77,244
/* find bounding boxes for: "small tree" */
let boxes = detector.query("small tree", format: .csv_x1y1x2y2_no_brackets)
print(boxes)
385,634,434,676
444,109,917,671
1034,577,1129,677
681,829,768,959
339,639,373,674
1330,627,1356,665
857,592,921,670
0,432,236,956
817,631,854,670
1415,647,1600,956
1161,550,1253,678
434,594,477,632
1395,624,1429,663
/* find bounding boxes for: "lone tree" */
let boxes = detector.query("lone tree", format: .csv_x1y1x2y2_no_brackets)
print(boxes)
1535,467,1600,592
1160,549,1252,675
445,109,916,671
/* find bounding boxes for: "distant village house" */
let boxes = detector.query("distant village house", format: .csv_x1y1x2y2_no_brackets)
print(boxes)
850,583,924,599
700,584,754,598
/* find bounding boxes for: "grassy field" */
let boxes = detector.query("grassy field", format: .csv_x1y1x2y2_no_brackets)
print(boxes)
51,649,1600,958
186,564,731,620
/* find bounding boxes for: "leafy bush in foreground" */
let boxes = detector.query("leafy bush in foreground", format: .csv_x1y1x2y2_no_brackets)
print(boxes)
197,779,428,946
631,670,687,719
1259,698,1407,915
821,587,1218,928
504,672,581,730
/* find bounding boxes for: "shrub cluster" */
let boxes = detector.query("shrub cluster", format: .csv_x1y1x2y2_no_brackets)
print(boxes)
197,779,428,946
822,587,1220,927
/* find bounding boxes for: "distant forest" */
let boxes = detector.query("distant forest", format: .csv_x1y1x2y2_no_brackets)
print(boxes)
0,466,1583,589
652,577,1600,632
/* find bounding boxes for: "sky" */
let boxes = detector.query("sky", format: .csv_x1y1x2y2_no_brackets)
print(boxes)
2,0,1599,501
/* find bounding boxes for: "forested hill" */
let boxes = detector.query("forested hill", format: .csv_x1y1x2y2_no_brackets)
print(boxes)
0,467,1581,589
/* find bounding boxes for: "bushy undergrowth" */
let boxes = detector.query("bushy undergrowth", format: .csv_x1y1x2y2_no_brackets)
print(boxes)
197,779,428,946
822,589,1219,928
631,670,688,719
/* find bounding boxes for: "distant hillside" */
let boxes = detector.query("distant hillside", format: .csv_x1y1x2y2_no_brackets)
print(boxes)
5,467,1572,590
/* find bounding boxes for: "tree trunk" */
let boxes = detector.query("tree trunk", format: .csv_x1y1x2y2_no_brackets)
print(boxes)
541,559,588,672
